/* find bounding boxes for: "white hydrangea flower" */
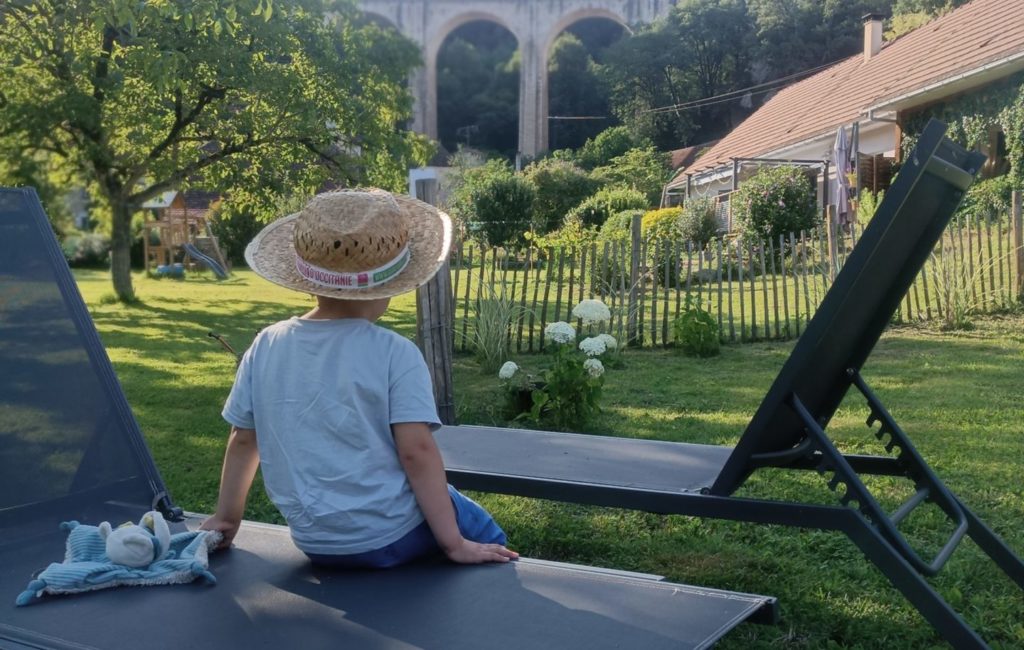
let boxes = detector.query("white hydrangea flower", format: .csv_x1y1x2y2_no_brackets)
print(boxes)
597,333,617,351
579,336,607,357
498,361,519,380
583,358,605,378
545,321,576,344
572,299,611,324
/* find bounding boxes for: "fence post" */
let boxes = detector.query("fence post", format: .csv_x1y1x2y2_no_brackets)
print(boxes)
413,179,456,426
826,205,838,282
627,213,642,346
1014,191,1023,300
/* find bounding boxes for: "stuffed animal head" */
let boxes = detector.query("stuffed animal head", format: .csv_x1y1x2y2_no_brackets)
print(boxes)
98,511,171,568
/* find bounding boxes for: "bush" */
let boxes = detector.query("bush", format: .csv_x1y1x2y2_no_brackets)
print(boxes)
642,207,685,286
855,189,885,226
576,126,637,170
599,208,642,242
444,157,513,227
499,306,617,431
591,147,670,205
672,295,720,357
732,166,817,243
61,232,111,268
641,207,682,241
566,187,647,229
679,198,720,249
957,175,1013,222
523,158,601,233
470,173,536,247
209,204,266,265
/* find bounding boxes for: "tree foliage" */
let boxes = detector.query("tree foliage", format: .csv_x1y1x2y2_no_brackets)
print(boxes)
523,158,600,233
470,172,535,248
566,186,648,229
590,146,670,205
575,126,641,170
0,0,428,300
747,0,890,78
436,23,519,158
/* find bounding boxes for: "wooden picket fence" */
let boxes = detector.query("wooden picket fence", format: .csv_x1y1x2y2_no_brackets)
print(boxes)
448,192,1024,353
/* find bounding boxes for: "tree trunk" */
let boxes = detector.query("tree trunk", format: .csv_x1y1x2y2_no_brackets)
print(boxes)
110,198,136,302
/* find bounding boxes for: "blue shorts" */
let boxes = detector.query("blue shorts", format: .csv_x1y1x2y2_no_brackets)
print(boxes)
304,485,506,569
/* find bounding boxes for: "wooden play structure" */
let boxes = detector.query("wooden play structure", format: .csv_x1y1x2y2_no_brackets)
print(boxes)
141,190,230,278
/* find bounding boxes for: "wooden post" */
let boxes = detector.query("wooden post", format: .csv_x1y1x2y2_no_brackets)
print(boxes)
826,205,839,282
1014,191,1023,300
627,214,641,346
413,179,455,426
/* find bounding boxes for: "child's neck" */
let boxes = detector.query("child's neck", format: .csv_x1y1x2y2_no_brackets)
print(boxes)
302,296,386,322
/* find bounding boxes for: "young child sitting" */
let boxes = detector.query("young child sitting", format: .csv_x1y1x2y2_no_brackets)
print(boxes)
200,189,518,567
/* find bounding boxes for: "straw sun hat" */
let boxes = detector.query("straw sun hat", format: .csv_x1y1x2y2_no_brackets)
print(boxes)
245,189,452,300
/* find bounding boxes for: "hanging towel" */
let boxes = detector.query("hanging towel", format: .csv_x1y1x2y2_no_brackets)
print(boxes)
16,520,220,606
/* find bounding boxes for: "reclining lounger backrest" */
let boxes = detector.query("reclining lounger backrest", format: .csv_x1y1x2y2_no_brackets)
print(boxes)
0,188,175,539
713,119,986,495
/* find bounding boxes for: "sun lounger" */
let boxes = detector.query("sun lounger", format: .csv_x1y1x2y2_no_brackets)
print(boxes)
435,119,1024,649
0,187,776,650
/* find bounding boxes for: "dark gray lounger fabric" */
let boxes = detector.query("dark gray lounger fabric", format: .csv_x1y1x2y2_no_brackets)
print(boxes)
438,425,729,494
2,516,771,650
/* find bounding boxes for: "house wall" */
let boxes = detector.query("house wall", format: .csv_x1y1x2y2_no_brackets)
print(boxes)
681,120,900,215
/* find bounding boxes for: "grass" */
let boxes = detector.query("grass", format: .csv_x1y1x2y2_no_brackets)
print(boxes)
74,268,1024,649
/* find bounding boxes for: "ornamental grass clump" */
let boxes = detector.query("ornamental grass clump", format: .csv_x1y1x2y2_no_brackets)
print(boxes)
498,300,618,430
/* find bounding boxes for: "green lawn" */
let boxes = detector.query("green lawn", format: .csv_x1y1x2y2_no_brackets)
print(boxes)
75,268,1024,649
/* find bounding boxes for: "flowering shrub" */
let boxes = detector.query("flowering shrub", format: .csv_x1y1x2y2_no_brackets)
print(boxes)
572,299,611,325
731,165,816,244
499,300,617,430
678,197,720,249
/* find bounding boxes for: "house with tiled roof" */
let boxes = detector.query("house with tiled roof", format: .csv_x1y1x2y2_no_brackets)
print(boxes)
665,0,1024,217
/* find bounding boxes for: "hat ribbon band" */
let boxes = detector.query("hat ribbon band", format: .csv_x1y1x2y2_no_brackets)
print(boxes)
295,245,410,289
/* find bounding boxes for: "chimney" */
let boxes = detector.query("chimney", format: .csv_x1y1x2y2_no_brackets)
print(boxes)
863,13,884,62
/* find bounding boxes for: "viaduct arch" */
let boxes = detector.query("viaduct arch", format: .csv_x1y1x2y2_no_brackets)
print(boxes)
359,1,675,157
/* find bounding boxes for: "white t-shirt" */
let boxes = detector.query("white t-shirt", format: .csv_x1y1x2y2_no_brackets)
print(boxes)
222,316,441,554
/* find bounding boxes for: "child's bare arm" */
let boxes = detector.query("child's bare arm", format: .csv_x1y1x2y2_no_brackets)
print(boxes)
200,426,260,549
393,422,518,564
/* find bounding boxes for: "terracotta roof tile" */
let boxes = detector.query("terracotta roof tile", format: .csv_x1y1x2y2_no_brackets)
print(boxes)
687,0,1024,176
669,140,720,170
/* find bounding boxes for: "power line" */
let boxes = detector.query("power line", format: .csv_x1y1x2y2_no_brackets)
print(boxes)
641,58,847,115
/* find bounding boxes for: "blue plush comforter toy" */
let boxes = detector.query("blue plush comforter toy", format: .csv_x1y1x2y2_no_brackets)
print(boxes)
16,515,220,606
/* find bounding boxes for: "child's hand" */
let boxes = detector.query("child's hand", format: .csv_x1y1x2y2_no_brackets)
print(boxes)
445,539,519,564
199,515,241,550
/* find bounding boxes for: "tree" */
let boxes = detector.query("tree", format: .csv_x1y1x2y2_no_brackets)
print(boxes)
470,173,535,247
598,0,754,149
547,32,612,151
670,0,755,136
575,126,641,170
523,158,600,233
590,146,670,205
748,0,891,79
0,0,427,301
599,24,696,150
436,23,519,158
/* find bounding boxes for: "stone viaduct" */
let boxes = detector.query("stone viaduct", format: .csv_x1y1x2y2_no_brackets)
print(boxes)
358,1,675,157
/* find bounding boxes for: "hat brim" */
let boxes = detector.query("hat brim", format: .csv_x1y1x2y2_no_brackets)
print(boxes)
245,194,452,300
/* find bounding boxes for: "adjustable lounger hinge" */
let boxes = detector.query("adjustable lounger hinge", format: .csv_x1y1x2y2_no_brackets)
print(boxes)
153,492,184,522
788,374,969,577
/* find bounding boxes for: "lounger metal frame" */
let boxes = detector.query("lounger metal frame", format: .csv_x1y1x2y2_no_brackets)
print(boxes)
440,120,1024,649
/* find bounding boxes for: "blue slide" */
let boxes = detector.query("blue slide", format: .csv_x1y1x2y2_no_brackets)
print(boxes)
182,242,229,279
